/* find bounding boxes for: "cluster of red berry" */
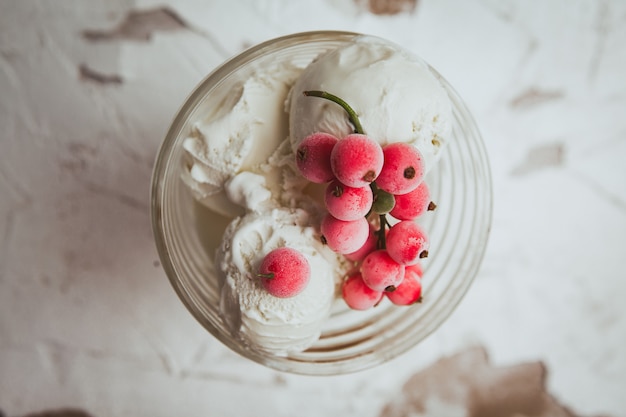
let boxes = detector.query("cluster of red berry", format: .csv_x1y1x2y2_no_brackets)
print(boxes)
255,91,435,306
295,91,435,310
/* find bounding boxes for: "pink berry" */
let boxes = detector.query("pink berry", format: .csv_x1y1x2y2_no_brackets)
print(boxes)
386,221,429,265
405,262,424,278
320,214,369,254
386,269,422,305
258,247,310,298
344,224,378,262
390,181,433,220
342,273,384,310
376,143,425,195
325,180,373,221
331,134,384,188
296,132,339,183
361,250,405,292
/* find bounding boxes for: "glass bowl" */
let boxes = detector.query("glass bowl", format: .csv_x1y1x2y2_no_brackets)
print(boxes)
151,31,492,375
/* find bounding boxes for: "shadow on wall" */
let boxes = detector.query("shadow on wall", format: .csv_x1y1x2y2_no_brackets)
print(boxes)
380,346,610,417
355,0,418,15
3,410,91,417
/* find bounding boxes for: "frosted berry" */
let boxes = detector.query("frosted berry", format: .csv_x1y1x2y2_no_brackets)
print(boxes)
361,250,405,292
331,134,384,188
390,181,434,220
376,143,425,195
405,262,424,278
345,224,378,262
386,269,422,305
342,273,384,310
320,214,369,254
257,247,310,298
386,221,429,265
296,132,339,183
325,180,373,221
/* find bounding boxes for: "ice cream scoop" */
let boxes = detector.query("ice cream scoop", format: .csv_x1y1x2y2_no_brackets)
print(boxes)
217,207,345,355
288,35,452,174
181,62,302,218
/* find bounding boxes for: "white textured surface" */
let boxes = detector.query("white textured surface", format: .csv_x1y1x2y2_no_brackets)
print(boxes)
1,1,625,416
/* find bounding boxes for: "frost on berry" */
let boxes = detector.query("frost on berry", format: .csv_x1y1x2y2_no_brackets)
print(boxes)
360,250,405,292
405,262,424,278
324,180,373,221
257,247,310,298
331,134,384,188
320,214,369,254
344,224,377,262
376,143,425,195
386,269,422,305
390,181,432,220
342,273,384,310
296,132,339,183
386,221,429,265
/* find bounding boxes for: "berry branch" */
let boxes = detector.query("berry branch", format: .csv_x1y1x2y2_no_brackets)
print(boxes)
299,91,430,309
377,214,387,249
304,90,391,249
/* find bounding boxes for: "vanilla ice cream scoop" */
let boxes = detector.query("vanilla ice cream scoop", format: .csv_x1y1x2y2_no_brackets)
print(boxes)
288,36,452,174
217,208,344,355
181,62,302,217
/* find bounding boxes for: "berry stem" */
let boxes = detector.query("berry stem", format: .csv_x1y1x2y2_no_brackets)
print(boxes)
377,214,387,249
303,90,365,135
304,90,395,254
257,272,275,279
369,182,393,250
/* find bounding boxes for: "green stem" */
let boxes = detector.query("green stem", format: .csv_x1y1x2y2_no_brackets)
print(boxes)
303,90,365,134
257,272,274,279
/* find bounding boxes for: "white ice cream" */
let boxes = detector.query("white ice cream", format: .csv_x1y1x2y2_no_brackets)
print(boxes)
217,208,344,355
288,36,452,174
181,61,303,218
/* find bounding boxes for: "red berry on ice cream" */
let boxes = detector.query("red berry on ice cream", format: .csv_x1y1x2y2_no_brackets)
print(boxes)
331,134,384,188
257,247,310,298
320,213,369,254
324,180,373,221
342,273,384,310
376,143,424,195
390,181,433,220
361,249,405,292
386,221,429,265
386,268,422,305
296,132,339,183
